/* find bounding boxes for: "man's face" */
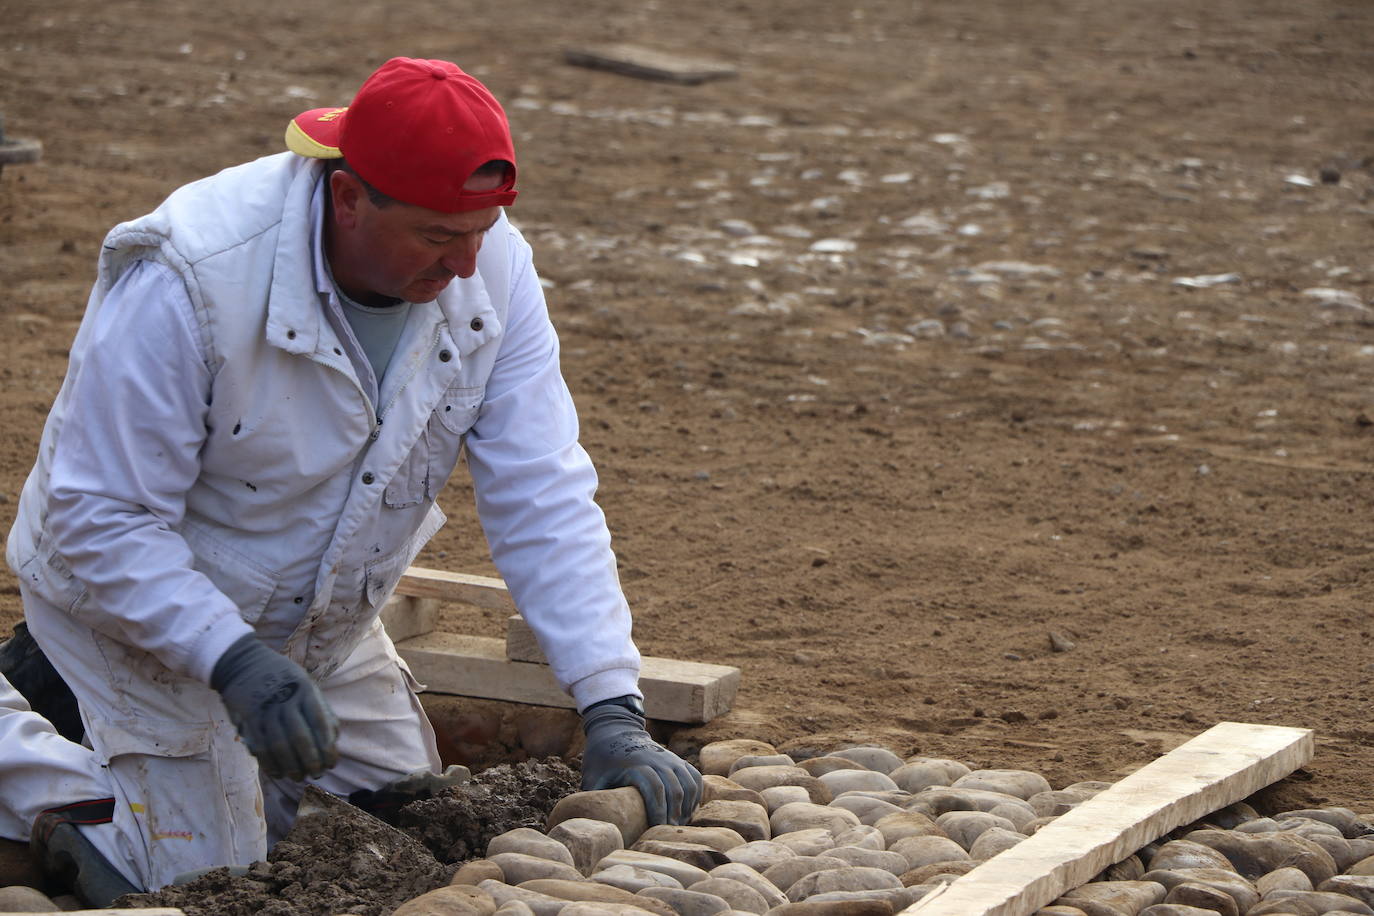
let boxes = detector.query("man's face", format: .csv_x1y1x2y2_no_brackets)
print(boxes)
328,169,503,305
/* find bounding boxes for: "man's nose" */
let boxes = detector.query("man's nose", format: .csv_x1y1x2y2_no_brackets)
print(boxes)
441,236,484,279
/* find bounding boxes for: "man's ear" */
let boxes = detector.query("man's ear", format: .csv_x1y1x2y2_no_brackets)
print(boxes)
329,168,365,230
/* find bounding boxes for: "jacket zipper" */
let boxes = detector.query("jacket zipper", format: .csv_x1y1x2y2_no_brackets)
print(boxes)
372,323,448,440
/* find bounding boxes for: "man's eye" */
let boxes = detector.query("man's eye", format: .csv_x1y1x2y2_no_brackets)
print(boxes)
424,236,450,245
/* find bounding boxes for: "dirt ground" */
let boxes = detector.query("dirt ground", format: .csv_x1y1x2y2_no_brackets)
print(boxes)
2,0,1373,831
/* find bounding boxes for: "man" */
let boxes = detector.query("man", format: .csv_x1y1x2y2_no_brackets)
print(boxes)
0,57,702,906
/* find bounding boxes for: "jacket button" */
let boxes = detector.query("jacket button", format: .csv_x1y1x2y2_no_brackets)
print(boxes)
361,471,375,484
470,317,484,331
439,349,453,362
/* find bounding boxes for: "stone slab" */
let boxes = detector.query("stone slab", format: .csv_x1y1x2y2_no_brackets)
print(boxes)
902,722,1313,916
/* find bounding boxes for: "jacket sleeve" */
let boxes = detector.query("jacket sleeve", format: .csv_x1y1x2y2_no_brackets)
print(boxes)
43,260,254,683
462,225,642,711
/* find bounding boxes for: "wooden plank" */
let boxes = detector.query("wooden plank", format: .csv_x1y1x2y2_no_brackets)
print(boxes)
506,613,544,662
563,44,736,85
395,567,514,610
379,594,441,642
396,632,741,723
903,721,1314,916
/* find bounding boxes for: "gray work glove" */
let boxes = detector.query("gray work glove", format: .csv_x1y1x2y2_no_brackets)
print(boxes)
580,696,704,826
210,634,339,781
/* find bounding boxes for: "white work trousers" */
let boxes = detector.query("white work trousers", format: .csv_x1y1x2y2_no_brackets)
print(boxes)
2,587,440,892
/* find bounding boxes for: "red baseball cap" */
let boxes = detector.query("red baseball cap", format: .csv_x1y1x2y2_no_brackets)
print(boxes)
285,57,517,212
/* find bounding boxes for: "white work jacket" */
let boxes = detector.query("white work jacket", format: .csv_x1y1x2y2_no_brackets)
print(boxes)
6,152,639,708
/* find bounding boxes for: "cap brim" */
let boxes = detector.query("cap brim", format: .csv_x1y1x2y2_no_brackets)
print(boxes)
285,107,348,159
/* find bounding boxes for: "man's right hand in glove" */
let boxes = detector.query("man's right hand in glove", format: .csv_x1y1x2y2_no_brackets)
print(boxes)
210,634,339,781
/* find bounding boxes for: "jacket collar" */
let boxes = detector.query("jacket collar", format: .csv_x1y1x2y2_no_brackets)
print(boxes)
264,157,502,359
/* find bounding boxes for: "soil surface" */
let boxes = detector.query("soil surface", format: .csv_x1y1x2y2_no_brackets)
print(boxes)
3,0,1374,868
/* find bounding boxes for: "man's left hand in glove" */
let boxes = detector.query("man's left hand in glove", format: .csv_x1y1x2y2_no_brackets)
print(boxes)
580,695,704,826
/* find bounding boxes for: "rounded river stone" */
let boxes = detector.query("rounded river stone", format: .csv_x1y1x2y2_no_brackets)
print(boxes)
723,840,798,872
1318,874,1374,907
829,747,906,774
488,852,584,884
873,810,946,846
824,846,911,874
1141,867,1258,912
820,770,900,795
728,766,832,804
1257,865,1314,895
709,862,789,909
830,795,905,826
702,775,767,807
1249,889,1374,915
699,739,781,777
1163,882,1239,916
761,855,850,893
890,762,956,794
1185,828,1339,884
690,799,771,842
772,828,839,856
638,886,733,916
1147,839,1237,872
890,835,970,871
936,810,1017,850
786,866,903,903
548,817,624,876
834,825,887,851
689,876,770,913
798,756,873,777
771,801,861,836
517,878,675,916
631,840,730,871
1055,880,1166,915
968,827,1026,860
640,825,747,853
488,827,577,867
548,787,649,846
951,768,1052,800
589,864,684,893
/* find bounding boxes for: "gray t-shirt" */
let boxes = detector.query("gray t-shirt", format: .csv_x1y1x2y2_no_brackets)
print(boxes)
334,288,411,387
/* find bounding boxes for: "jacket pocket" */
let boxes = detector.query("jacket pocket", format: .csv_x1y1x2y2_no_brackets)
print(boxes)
87,714,214,764
178,521,280,625
383,428,429,509
363,546,414,611
18,548,90,614
434,385,484,436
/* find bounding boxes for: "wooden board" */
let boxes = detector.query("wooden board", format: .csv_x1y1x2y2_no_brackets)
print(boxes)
505,613,545,662
394,567,514,611
378,594,441,643
563,44,736,85
396,632,741,723
903,721,1314,916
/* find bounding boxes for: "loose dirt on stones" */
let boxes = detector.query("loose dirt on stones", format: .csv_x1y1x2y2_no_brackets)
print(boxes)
114,757,579,916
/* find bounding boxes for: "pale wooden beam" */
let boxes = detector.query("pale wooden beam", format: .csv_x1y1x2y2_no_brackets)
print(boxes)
903,721,1314,916
396,633,740,723
378,594,442,643
394,567,514,611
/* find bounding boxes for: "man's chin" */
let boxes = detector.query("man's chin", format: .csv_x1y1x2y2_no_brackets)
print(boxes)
406,278,450,303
